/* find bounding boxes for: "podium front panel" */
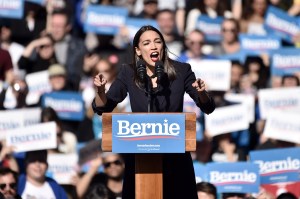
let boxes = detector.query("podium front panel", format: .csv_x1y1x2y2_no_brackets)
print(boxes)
102,112,196,152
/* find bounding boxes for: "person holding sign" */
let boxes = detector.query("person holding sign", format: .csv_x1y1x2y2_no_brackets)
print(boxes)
92,25,215,199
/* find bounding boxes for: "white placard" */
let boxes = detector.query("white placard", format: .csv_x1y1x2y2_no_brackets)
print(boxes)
0,108,41,140
189,59,231,91
47,154,78,184
6,122,57,152
20,107,42,126
225,93,255,123
205,104,249,136
263,110,300,144
0,81,3,93
25,70,51,105
0,109,24,140
183,93,201,117
258,87,300,119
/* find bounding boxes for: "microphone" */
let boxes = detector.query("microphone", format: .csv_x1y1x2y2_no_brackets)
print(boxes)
155,61,164,82
136,60,146,82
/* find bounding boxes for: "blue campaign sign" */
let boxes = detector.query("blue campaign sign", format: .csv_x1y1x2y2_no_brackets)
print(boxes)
264,6,300,43
0,0,24,19
126,18,158,42
41,91,85,121
218,51,245,64
297,16,300,27
112,114,185,153
196,15,224,43
25,0,45,5
270,47,300,76
218,49,263,64
194,162,208,183
249,147,300,185
207,162,260,194
239,34,281,52
84,5,128,35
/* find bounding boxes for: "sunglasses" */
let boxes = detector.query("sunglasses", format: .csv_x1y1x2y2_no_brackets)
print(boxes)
0,183,17,190
222,28,236,33
104,160,122,168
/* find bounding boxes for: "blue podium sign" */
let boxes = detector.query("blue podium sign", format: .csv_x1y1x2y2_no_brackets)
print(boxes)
112,114,185,153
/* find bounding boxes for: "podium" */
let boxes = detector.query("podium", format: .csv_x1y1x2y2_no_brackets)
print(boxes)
102,112,196,199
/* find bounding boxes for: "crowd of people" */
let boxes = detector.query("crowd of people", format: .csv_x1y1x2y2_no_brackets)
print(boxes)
0,0,300,198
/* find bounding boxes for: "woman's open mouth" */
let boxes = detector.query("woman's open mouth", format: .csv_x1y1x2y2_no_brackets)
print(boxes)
150,52,159,62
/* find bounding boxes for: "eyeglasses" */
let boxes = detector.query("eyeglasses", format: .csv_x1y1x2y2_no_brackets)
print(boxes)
222,28,236,33
104,160,122,168
0,183,17,190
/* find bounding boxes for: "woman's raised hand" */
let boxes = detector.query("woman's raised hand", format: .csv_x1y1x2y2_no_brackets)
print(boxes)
192,78,206,93
94,73,107,94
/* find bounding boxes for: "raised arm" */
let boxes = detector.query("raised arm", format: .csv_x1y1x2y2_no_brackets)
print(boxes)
93,73,108,107
192,78,210,104
184,63,215,114
76,155,103,198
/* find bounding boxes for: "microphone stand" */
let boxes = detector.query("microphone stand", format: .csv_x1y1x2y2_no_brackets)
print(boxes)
139,72,163,199
146,76,153,113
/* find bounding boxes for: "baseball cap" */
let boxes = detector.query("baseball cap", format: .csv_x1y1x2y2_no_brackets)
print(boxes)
48,64,66,77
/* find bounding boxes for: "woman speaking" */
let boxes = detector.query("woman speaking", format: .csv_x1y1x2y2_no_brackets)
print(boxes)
92,25,215,199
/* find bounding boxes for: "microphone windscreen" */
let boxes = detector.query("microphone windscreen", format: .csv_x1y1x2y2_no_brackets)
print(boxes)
137,60,147,81
155,61,164,67
155,61,164,81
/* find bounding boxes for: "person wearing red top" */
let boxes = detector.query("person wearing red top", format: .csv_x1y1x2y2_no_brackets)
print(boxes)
0,48,14,84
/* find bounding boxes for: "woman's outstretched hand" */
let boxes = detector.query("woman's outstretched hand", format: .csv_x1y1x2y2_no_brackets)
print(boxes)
192,78,206,93
94,73,107,94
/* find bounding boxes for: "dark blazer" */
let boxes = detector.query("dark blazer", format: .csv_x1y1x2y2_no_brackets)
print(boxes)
92,59,215,199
